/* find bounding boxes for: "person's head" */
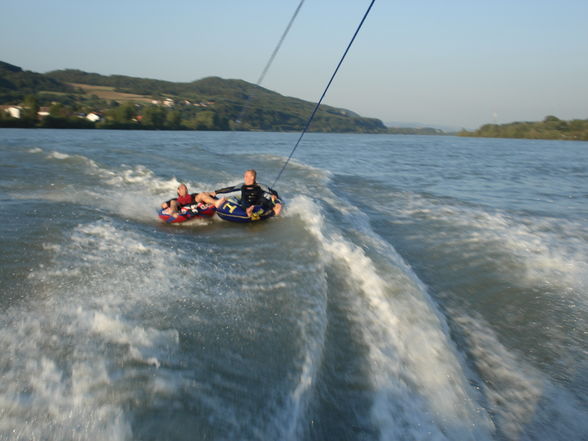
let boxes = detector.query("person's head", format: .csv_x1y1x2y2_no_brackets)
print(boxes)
244,169,257,185
177,183,188,196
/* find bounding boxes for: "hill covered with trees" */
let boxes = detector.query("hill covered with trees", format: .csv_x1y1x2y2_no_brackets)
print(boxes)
0,61,76,100
459,116,588,141
0,61,386,133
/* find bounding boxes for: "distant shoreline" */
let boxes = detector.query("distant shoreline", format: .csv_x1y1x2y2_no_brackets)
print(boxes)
458,116,588,141
0,121,459,137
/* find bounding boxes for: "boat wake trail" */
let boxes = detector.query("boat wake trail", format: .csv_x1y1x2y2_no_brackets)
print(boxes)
0,220,182,440
288,195,494,440
329,185,588,441
20,147,219,223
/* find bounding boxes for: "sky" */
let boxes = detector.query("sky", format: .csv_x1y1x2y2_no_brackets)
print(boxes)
1,0,587,129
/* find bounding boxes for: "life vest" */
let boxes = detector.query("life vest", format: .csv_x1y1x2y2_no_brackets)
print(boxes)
177,193,193,206
241,184,261,206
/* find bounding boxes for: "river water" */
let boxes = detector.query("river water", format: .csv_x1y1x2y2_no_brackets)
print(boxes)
0,129,587,440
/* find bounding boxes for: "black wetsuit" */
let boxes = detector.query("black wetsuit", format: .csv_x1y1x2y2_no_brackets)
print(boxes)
215,183,279,209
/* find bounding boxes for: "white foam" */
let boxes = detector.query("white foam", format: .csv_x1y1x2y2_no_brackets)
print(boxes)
47,151,71,160
104,164,156,186
278,272,328,441
28,147,222,222
0,219,195,439
29,146,302,225
0,319,132,441
302,188,588,439
47,150,102,170
454,312,588,440
290,195,494,440
90,311,178,367
397,197,588,300
96,167,226,223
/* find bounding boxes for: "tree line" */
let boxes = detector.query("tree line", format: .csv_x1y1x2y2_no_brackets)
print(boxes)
459,116,588,141
0,97,231,130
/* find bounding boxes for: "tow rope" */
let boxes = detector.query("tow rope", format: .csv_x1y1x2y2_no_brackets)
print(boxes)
233,0,306,128
272,0,376,188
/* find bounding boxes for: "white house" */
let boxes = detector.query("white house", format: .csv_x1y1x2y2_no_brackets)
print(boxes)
86,112,102,122
37,107,50,118
2,106,23,118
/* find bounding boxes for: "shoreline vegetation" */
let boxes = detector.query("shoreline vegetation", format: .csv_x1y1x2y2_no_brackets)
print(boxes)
0,61,385,134
458,116,588,141
1,61,586,140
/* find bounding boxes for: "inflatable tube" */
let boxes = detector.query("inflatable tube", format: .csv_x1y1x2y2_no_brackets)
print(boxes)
158,203,216,224
215,197,280,223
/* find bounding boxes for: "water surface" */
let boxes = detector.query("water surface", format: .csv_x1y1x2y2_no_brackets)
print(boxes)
1,129,586,440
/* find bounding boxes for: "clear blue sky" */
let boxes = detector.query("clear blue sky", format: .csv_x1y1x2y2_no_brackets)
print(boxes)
2,0,587,129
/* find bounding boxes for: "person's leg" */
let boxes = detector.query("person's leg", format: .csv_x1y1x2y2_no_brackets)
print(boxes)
196,192,226,208
165,199,180,217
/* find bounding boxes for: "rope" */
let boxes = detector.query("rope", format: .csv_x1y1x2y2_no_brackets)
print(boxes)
233,0,306,128
272,0,376,188
257,0,305,86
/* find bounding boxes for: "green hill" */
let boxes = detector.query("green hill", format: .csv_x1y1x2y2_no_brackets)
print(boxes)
0,61,385,133
0,61,75,102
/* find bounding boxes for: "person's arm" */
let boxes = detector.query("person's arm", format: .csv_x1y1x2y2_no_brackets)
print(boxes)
161,198,176,209
258,183,279,200
214,184,241,195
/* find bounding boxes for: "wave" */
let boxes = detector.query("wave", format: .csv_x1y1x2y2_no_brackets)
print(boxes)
328,187,588,440
292,186,587,440
194,215,330,440
288,195,495,440
4,211,334,440
18,144,333,228
262,265,328,441
390,193,588,304
1,220,187,440
19,147,223,224
453,311,588,440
